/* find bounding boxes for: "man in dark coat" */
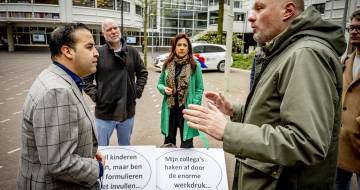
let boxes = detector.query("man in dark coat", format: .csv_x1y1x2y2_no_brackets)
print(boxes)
84,19,148,146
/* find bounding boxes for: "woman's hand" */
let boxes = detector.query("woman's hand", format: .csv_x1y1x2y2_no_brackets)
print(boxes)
164,87,173,96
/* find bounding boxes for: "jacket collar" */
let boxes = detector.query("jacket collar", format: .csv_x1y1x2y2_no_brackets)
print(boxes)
344,51,360,84
106,37,128,53
52,61,85,92
47,63,99,142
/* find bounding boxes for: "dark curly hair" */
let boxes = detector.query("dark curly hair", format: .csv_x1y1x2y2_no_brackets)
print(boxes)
49,23,90,59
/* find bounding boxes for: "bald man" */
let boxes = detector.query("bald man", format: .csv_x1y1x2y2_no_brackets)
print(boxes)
84,19,148,146
183,0,346,189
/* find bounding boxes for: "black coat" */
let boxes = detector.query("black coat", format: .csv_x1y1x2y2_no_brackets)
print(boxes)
83,42,148,121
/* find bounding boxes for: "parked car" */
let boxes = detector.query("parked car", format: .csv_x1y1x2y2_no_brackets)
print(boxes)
153,43,233,72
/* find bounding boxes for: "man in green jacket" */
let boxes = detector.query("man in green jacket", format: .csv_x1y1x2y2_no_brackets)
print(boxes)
183,0,346,189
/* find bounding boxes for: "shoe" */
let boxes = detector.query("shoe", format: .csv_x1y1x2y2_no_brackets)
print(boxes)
160,143,177,148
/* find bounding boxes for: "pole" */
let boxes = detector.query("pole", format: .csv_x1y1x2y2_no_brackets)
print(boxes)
225,0,234,92
342,0,350,32
121,0,124,36
329,0,334,21
151,15,154,59
241,12,246,54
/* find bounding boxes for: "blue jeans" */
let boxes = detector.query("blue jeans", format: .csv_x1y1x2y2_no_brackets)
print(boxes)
336,168,360,190
95,117,134,146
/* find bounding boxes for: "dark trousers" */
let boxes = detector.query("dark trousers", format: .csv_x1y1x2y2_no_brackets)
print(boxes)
336,168,360,190
164,106,193,148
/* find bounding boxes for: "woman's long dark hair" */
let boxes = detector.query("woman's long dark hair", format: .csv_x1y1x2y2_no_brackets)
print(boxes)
163,33,197,71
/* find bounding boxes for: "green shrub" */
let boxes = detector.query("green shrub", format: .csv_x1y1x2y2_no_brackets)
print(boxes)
197,32,244,53
196,31,255,70
232,52,256,70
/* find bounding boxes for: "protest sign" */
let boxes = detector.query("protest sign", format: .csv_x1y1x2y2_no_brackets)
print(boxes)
98,146,228,190
98,146,156,190
156,148,228,190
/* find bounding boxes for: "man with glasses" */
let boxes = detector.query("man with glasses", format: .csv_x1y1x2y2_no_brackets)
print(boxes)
337,9,360,190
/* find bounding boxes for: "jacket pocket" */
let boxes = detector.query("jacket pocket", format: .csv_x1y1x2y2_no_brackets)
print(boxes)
235,157,281,190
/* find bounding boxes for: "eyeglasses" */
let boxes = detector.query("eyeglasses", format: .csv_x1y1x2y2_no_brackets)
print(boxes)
346,25,360,33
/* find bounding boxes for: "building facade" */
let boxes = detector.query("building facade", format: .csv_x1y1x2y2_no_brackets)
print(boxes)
0,0,145,51
148,0,209,47
304,0,359,27
0,0,359,52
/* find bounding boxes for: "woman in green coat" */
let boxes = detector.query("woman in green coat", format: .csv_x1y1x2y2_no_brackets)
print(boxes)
157,33,204,148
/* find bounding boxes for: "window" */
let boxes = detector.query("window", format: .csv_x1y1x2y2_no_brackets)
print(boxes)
34,12,60,19
33,0,59,4
179,19,193,28
9,12,32,18
136,4,143,16
97,0,114,10
179,10,193,19
234,12,245,21
0,12,6,17
204,45,225,53
195,12,207,20
195,20,207,28
209,0,218,6
0,0,5,3
193,45,205,53
14,26,57,45
32,33,46,44
209,11,218,24
312,3,325,14
163,19,178,27
8,0,31,3
117,1,130,12
73,0,95,7
234,1,243,8
178,0,185,9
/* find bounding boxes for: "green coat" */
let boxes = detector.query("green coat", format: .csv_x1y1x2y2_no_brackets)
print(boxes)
157,61,204,141
223,7,346,190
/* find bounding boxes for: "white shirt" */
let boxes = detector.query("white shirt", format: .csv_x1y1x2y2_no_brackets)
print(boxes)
353,52,360,80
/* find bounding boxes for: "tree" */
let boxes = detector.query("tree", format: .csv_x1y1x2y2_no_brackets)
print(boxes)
143,0,148,67
217,0,224,44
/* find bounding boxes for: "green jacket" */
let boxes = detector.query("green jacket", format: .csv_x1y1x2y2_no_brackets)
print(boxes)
224,7,346,190
157,61,204,141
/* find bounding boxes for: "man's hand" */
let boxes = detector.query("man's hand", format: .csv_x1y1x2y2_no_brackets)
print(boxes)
95,151,105,167
205,91,234,117
183,103,227,141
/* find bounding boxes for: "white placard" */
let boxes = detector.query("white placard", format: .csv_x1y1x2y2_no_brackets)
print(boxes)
98,146,228,190
99,146,156,190
156,148,228,190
